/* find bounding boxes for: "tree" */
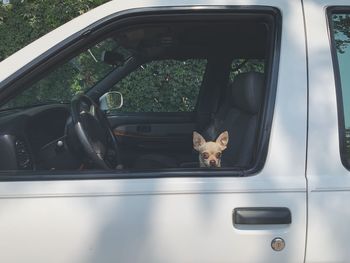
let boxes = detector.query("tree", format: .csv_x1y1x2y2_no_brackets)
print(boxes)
0,1,265,114
332,14,350,53
0,0,110,61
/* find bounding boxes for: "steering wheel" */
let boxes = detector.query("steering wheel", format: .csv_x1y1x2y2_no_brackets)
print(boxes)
70,94,121,169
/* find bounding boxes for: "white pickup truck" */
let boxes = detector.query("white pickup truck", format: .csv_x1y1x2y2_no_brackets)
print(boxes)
0,0,349,262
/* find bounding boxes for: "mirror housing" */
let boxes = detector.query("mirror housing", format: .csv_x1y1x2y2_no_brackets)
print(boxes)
99,91,123,112
101,50,126,66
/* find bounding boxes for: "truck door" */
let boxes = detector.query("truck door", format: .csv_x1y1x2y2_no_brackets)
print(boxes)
0,1,307,262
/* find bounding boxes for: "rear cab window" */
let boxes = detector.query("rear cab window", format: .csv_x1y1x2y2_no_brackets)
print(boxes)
329,8,350,168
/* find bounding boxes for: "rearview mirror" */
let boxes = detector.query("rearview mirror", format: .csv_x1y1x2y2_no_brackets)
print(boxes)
99,91,123,112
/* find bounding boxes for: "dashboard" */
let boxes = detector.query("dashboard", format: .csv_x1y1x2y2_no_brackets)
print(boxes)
0,104,80,171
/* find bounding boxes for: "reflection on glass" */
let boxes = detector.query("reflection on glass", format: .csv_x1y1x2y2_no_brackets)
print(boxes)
1,38,118,110
332,14,350,160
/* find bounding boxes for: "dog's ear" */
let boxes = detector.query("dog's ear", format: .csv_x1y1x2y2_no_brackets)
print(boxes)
216,131,229,150
193,131,206,151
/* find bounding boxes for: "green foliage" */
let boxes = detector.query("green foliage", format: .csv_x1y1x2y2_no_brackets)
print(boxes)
0,0,110,61
1,1,265,113
332,14,350,54
4,37,115,109
230,59,264,82
113,59,206,112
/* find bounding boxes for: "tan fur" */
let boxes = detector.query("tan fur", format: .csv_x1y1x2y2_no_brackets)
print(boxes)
193,131,229,168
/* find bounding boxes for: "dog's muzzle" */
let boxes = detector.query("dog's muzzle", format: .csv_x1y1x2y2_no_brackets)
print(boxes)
209,160,217,167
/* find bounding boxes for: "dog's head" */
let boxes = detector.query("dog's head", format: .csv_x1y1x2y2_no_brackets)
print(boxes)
193,131,229,168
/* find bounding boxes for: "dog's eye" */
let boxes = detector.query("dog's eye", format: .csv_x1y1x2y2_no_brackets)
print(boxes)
216,152,222,158
202,152,209,159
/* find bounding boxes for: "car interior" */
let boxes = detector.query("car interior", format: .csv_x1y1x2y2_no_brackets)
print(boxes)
0,11,276,174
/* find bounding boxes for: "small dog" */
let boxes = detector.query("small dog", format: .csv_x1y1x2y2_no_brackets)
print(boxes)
193,131,229,168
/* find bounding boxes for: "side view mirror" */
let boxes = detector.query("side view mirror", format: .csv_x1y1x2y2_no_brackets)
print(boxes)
99,91,123,112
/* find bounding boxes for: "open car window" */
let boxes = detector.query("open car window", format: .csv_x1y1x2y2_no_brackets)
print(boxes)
0,9,280,177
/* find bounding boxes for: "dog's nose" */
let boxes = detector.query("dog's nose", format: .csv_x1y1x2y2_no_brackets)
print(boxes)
209,160,216,167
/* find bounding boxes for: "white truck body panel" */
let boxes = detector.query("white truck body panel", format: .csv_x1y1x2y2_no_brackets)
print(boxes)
0,0,311,262
305,0,350,262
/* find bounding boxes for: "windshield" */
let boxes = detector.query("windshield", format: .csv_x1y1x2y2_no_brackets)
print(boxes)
1,38,124,110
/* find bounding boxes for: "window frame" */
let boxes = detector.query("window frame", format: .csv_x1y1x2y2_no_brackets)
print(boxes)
327,6,350,170
0,6,282,181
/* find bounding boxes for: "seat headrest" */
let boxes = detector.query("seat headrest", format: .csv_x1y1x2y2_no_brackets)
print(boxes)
231,72,265,114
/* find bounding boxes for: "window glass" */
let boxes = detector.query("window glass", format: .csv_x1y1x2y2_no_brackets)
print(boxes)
331,13,350,164
111,59,206,113
2,38,118,109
